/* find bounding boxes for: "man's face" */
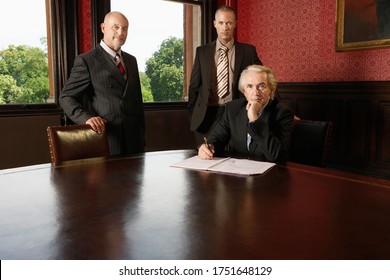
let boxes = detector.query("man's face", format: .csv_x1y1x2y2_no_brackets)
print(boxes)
101,13,128,51
214,10,236,44
243,71,273,104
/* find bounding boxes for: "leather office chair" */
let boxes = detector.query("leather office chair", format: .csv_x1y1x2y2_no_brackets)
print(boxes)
47,124,110,165
289,120,332,167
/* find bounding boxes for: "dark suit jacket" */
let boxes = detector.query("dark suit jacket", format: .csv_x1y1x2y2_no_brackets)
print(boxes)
60,45,145,156
208,97,294,162
188,41,262,131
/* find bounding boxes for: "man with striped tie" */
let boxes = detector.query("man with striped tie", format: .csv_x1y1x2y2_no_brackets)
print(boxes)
188,5,262,147
60,11,145,156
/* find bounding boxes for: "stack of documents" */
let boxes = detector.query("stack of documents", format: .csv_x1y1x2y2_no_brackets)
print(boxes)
170,156,275,176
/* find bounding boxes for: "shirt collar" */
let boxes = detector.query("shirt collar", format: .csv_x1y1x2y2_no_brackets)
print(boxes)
100,40,122,58
216,39,235,51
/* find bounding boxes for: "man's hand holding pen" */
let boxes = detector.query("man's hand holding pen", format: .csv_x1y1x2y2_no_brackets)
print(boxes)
198,137,215,160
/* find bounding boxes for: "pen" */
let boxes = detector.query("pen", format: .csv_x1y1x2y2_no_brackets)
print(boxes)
203,137,210,149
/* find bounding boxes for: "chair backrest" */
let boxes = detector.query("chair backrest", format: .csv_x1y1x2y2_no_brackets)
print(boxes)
47,124,110,165
289,120,332,167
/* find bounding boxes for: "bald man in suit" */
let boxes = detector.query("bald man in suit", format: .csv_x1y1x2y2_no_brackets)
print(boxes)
188,5,262,146
60,11,145,156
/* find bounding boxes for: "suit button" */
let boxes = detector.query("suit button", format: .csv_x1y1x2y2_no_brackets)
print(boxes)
109,84,113,88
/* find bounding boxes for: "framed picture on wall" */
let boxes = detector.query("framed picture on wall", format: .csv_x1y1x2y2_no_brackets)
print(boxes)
336,0,390,51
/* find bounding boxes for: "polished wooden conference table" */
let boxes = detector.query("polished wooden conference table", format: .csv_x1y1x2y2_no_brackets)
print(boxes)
1,150,389,260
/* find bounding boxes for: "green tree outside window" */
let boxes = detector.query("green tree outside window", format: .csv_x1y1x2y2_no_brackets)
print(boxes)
145,37,184,102
0,45,49,104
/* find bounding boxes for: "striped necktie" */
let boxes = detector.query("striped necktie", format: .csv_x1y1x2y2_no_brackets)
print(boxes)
216,45,229,98
115,53,127,80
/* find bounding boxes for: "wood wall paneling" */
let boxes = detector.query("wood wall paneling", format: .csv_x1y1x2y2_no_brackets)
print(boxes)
0,109,195,170
0,115,61,169
345,99,372,161
278,82,390,179
144,109,196,152
377,102,390,164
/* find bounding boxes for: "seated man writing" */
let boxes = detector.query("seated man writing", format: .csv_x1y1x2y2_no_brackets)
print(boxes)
198,65,294,163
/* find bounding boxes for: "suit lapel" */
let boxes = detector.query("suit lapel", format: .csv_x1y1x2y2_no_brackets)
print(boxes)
123,53,136,83
205,42,216,82
199,42,216,103
95,46,116,71
233,43,244,87
95,46,127,86
238,103,250,150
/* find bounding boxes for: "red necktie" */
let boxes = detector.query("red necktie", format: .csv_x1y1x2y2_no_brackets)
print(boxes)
115,53,126,79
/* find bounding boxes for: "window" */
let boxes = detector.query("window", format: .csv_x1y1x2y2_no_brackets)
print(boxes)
0,0,77,116
110,0,203,102
0,0,51,105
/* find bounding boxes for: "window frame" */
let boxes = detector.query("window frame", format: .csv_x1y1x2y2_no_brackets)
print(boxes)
0,0,77,117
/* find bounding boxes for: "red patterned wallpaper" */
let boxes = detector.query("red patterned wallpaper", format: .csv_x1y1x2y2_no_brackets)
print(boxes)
78,0,92,54
237,0,390,82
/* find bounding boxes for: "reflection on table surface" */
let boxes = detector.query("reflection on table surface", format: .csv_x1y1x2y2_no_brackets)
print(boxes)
1,150,389,259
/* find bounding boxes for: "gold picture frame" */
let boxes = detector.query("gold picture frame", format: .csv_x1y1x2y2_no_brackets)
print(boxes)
336,0,390,51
